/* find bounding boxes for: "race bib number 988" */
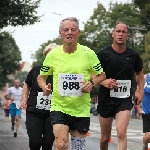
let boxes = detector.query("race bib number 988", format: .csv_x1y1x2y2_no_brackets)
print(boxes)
58,73,84,96
110,80,131,98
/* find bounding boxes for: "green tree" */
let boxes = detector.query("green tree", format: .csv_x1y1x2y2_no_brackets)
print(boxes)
141,32,150,73
0,31,22,89
79,2,111,52
78,1,142,53
0,0,41,29
32,37,62,66
134,0,150,30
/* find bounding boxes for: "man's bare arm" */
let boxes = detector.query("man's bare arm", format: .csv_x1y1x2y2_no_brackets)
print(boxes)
135,71,145,93
37,75,52,96
21,83,30,103
37,75,47,90
91,72,106,86
134,71,145,104
5,94,14,101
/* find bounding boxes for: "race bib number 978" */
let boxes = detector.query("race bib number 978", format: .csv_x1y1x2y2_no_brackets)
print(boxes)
110,80,131,98
58,73,84,96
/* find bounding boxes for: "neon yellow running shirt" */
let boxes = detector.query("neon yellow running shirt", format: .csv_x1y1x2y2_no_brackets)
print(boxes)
40,43,103,117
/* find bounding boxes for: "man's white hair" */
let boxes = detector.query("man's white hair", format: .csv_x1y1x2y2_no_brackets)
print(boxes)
43,43,59,56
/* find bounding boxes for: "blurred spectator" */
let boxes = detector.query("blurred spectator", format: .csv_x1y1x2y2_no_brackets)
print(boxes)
3,98,10,121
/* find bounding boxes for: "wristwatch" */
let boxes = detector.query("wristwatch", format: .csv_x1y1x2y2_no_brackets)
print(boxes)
89,80,95,87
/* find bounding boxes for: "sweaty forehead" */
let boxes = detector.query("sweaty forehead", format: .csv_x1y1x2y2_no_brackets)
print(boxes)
115,24,128,30
62,20,78,28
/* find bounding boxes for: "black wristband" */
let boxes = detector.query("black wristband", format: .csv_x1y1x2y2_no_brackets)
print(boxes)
89,80,95,87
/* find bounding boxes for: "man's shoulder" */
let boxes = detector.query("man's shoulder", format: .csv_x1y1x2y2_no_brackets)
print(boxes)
78,44,96,55
7,87,15,93
32,65,42,71
97,45,111,54
8,87,14,90
78,44,91,51
126,47,139,55
49,45,62,54
45,45,62,60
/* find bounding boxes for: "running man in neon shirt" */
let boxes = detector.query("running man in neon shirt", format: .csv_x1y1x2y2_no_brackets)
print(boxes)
37,17,106,150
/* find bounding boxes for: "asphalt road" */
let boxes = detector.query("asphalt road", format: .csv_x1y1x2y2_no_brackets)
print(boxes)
0,108,143,150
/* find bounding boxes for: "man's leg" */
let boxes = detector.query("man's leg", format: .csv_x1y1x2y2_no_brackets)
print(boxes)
53,124,69,150
14,108,22,137
11,116,15,124
98,114,113,150
143,133,150,149
69,116,90,150
15,116,20,130
9,104,16,131
142,114,150,149
9,108,15,131
115,110,130,150
69,130,86,150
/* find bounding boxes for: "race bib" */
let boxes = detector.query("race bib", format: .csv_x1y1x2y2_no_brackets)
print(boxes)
58,73,84,96
110,80,131,98
36,92,52,110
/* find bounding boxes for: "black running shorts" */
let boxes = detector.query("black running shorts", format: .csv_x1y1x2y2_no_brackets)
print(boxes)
142,114,150,133
50,111,90,134
97,99,133,118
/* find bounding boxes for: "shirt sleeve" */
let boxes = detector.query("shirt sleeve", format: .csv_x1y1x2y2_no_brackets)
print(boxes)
134,53,143,72
89,50,103,75
40,52,53,76
96,49,103,64
25,68,33,87
6,88,11,97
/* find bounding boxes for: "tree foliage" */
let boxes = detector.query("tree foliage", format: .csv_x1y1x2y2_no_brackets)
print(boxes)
134,0,150,30
79,3,111,52
0,31,22,89
0,0,41,29
141,32,150,73
32,37,62,67
78,1,142,53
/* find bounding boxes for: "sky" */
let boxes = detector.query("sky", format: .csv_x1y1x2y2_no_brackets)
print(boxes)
2,0,131,64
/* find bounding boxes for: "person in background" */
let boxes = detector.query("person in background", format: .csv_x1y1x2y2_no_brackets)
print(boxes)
21,43,59,150
5,79,23,137
137,62,150,150
3,97,10,121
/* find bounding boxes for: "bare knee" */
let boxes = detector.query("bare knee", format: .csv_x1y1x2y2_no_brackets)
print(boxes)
144,133,150,142
117,128,126,139
55,138,68,149
15,116,20,122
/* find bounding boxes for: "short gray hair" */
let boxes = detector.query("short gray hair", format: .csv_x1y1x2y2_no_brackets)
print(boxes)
43,43,59,56
59,17,80,31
